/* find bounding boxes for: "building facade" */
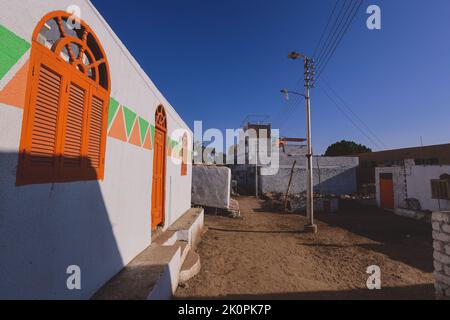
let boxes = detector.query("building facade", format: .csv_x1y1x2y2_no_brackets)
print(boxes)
0,0,192,299
375,163,450,213
358,143,450,188
231,129,359,196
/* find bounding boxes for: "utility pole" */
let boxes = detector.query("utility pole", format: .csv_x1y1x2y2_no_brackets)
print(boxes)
255,148,258,197
285,51,317,234
303,56,317,234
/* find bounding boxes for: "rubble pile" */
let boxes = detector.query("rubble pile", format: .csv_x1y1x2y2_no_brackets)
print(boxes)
261,192,340,213
228,198,241,218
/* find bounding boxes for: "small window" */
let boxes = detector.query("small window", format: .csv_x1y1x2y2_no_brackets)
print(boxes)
431,179,450,200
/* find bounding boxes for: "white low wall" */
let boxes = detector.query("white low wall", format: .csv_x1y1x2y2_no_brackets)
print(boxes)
191,165,231,209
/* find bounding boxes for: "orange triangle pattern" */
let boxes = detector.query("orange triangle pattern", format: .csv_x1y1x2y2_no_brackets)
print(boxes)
143,128,153,150
128,120,141,147
108,106,127,142
0,60,29,109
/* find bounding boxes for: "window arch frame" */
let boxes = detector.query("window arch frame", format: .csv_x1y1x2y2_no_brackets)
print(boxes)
17,11,111,185
155,104,167,131
31,10,110,91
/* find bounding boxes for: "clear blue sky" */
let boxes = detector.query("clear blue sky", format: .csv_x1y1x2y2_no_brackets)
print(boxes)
91,0,450,154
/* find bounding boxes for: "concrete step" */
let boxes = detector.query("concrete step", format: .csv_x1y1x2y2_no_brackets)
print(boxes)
152,230,178,246
92,245,180,300
168,208,204,248
179,250,201,283
177,241,190,265
92,207,204,300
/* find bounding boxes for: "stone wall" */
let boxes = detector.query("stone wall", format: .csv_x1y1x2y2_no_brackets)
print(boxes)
432,211,450,299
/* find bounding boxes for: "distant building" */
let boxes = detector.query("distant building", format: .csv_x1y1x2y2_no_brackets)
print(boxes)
234,122,272,165
375,161,450,216
358,143,450,188
230,123,358,196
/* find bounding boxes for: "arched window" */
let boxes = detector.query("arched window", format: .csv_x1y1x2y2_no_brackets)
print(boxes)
17,11,110,185
181,133,188,176
155,105,167,130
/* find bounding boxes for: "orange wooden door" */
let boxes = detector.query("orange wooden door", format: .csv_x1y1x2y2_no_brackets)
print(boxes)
151,128,166,229
380,173,394,209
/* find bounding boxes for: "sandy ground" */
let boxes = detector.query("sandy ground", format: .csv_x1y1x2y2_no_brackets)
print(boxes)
175,196,435,300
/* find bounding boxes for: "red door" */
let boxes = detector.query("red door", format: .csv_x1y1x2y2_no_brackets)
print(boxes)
151,128,165,229
380,173,394,209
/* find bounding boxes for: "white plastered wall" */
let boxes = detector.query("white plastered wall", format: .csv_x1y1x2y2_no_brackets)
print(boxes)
0,0,192,299
375,165,450,212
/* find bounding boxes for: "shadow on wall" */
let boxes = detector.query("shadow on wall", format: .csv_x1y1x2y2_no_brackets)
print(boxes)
259,167,357,196
0,152,123,299
314,168,357,195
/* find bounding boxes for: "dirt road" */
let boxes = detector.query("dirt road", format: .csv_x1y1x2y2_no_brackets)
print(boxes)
175,196,434,300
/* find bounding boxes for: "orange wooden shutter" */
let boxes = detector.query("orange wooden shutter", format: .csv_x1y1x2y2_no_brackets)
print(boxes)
86,92,108,178
60,74,90,178
19,52,65,182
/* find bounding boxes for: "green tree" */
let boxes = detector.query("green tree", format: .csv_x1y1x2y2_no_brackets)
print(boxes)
324,140,372,156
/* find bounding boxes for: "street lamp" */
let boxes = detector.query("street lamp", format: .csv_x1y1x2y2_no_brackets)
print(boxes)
282,51,317,234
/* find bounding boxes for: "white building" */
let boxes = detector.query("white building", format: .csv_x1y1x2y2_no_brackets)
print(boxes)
375,161,450,214
0,0,196,299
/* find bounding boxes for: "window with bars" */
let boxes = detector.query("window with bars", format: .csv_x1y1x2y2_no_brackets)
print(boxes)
431,179,450,200
17,11,110,185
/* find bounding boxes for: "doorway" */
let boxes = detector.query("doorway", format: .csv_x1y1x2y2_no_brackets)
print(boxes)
380,173,394,209
151,105,167,229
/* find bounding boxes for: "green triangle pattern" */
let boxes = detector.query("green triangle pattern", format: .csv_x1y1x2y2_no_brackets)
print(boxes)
122,106,137,138
0,24,30,80
138,117,150,145
107,97,120,129
150,125,155,146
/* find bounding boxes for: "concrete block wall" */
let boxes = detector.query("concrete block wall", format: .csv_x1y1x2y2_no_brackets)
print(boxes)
432,211,450,300
259,156,358,196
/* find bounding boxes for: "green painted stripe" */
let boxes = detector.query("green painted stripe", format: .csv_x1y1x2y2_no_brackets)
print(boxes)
0,24,30,80
150,125,155,146
122,106,137,137
172,141,178,156
138,117,150,144
107,97,120,129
